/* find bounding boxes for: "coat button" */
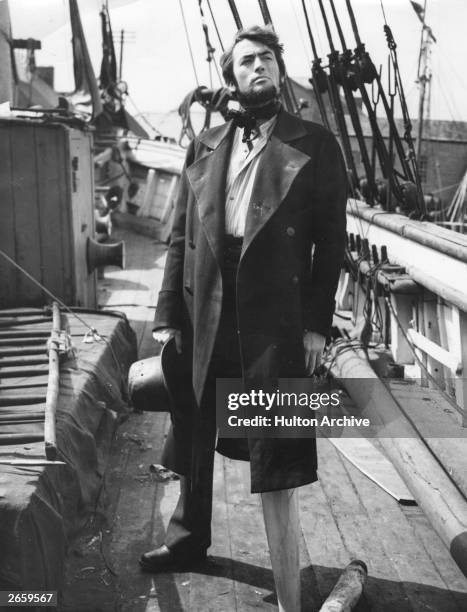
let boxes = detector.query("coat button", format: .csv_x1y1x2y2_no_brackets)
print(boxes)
189,240,195,249
292,275,299,285
286,226,295,237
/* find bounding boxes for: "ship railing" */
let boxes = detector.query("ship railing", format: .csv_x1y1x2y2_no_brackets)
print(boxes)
338,199,467,426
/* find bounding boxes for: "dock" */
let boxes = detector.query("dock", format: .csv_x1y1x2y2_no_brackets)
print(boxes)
61,227,467,611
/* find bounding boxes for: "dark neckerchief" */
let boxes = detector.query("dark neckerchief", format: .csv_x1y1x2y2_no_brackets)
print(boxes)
226,100,282,149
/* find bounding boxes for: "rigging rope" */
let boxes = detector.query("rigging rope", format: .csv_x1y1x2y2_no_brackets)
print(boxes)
1,248,103,336
0,247,128,390
257,0,273,25
327,0,379,204
197,0,223,87
307,0,325,57
178,0,200,87
289,0,311,62
301,0,319,60
315,0,358,192
126,93,166,138
255,0,300,115
298,0,331,130
206,0,224,52
227,0,243,30
378,0,388,26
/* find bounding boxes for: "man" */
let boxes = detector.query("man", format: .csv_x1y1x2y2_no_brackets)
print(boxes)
141,25,347,610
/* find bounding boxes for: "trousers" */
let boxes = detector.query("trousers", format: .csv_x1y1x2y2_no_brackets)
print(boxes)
165,235,244,554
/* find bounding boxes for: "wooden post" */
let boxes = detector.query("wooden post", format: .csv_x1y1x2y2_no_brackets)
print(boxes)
160,175,179,224
453,307,467,426
389,292,414,364
319,560,367,612
422,290,444,388
437,298,455,400
44,302,61,460
336,270,352,311
436,303,467,425
352,272,366,327
138,168,156,217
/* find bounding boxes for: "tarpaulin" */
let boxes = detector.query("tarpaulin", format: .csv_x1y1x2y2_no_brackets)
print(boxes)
0,310,136,591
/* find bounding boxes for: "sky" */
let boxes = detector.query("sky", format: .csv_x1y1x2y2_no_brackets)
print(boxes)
7,0,467,127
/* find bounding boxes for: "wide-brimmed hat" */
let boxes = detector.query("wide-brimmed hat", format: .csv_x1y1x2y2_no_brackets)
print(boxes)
128,337,189,412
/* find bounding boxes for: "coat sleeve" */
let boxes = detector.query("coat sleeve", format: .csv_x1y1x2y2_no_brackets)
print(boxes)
153,139,196,331
303,130,347,337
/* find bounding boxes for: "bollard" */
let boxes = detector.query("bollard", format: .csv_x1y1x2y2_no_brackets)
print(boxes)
319,560,367,612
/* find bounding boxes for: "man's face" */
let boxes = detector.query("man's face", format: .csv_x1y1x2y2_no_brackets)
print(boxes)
231,38,281,106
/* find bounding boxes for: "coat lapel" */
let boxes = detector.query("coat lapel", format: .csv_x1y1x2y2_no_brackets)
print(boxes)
186,122,234,263
241,110,311,258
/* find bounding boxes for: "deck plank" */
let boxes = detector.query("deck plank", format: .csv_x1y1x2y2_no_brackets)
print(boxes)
62,228,467,611
188,455,238,612
338,438,467,611
317,438,413,611
222,457,278,610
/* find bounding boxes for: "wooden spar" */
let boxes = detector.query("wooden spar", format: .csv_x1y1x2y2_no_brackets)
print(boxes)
0,433,44,444
0,367,48,378
0,356,49,366
348,199,467,261
0,317,53,328
44,302,61,460
0,309,49,317
346,201,467,312
0,337,49,346
0,460,66,466
0,330,51,338
0,395,46,406
407,328,462,373
0,346,47,357
330,340,467,578
318,560,367,612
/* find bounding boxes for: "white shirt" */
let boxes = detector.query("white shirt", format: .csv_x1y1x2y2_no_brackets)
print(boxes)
225,115,277,237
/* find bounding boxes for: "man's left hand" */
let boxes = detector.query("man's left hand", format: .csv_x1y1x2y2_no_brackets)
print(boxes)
303,331,326,375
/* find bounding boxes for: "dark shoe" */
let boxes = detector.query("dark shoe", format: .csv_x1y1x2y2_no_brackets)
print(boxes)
139,544,207,572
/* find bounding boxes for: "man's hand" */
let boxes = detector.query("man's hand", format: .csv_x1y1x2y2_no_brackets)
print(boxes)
303,330,326,375
152,328,182,354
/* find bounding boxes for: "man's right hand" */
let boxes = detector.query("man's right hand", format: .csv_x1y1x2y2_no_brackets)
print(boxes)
152,328,182,354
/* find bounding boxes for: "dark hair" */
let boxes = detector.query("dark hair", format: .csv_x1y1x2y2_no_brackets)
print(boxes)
220,25,285,87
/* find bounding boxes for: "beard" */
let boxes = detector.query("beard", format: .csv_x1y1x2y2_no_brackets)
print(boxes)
236,80,279,110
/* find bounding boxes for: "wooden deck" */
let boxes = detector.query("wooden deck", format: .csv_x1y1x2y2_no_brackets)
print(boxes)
61,228,467,611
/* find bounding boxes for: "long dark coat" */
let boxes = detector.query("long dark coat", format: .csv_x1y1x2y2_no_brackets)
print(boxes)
154,108,347,493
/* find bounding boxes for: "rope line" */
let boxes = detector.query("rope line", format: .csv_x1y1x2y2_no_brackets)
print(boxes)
206,0,224,52
178,0,200,87
379,0,388,26
0,247,128,392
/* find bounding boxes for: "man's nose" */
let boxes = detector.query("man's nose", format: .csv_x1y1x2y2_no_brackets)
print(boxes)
253,56,265,71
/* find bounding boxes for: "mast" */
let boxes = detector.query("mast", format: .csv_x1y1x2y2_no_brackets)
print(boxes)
413,0,436,165
0,0,15,104
119,29,124,81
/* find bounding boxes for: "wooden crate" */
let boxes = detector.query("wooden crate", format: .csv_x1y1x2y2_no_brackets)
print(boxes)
0,118,97,308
